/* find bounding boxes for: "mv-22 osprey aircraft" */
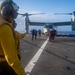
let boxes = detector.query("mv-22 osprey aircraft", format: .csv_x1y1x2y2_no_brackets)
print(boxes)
54,11,75,31
18,11,75,33
18,12,45,33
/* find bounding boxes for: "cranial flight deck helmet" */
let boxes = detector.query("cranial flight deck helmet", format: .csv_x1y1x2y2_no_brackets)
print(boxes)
0,0,19,19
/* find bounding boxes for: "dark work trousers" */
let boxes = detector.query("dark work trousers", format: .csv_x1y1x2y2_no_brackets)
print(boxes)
32,34,34,41
32,34,37,41
0,61,17,75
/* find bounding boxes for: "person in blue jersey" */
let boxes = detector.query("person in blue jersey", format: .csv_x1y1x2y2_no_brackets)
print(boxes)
31,29,37,41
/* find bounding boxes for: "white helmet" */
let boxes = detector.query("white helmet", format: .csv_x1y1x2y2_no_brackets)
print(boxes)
0,0,19,19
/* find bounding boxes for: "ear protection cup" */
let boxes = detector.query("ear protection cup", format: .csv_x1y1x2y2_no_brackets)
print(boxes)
0,1,19,19
1,3,13,18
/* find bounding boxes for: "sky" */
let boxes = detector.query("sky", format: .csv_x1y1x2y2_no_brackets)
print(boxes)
0,0,75,32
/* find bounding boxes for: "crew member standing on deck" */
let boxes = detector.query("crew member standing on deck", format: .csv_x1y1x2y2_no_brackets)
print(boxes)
38,29,41,37
0,0,26,75
31,29,37,41
31,28,34,41
49,29,54,41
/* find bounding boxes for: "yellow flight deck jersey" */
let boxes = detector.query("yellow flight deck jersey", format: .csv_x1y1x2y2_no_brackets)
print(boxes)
0,17,26,75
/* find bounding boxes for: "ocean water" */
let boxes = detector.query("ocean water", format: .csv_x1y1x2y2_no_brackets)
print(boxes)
57,31,75,35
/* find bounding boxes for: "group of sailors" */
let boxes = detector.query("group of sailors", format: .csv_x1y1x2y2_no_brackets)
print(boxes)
31,29,41,41
31,28,57,41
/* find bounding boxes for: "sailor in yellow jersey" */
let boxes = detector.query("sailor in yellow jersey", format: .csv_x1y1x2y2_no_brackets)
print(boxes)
13,20,27,60
0,0,26,75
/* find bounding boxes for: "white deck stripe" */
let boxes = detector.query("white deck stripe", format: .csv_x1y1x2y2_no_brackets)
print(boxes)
25,38,49,75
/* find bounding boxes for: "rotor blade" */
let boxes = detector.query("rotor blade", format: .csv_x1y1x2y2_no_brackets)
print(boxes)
18,13,26,17
54,13,72,15
18,13,45,17
18,13,23,15
28,13,45,16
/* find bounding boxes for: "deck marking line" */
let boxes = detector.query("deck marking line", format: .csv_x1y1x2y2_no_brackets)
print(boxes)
25,38,49,75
